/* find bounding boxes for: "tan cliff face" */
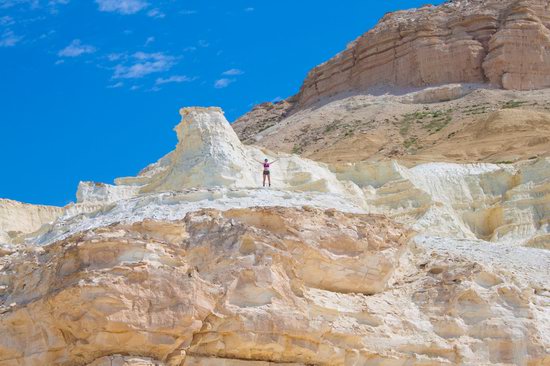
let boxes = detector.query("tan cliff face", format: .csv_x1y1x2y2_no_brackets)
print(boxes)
296,0,550,108
0,199,64,245
0,106,549,366
233,0,550,165
1,207,549,366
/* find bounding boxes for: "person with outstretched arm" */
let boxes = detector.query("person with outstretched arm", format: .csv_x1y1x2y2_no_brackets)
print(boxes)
259,158,278,187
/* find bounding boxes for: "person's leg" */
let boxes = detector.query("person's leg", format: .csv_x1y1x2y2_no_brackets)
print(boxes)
263,173,266,187
268,173,271,187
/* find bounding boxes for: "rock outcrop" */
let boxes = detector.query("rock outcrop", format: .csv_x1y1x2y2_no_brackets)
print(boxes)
295,0,550,108
84,107,357,202
233,0,550,151
1,207,549,365
0,199,63,244
233,87,550,165
232,100,295,144
333,158,550,247
1,106,549,365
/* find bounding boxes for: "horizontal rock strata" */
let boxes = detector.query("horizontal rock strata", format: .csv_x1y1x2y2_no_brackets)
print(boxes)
295,0,550,108
1,207,548,365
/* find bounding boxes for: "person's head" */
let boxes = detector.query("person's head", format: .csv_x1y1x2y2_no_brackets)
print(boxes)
264,158,268,162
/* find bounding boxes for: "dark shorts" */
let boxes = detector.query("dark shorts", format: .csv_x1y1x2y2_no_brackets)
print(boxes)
263,170,270,176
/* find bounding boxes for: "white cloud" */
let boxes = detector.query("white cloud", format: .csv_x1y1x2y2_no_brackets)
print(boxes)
0,0,68,11
155,75,196,85
244,7,254,12
214,78,234,89
107,81,124,88
144,36,154,46
107,52,125,61
180,9,196,15
147,8,164,18
0,0,39,9
0,29,22,47
113,52,176,79
95,0,148,15
0,16,15,26
58,39,96,57
222,68,243,76
198,39,209,48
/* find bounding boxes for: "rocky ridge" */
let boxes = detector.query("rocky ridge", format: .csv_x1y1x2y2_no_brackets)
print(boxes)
295,0,550,108
0,107,548,365
233,0,550,165
233,85,550,165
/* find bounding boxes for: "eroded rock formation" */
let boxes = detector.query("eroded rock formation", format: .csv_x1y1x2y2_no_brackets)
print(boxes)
295,0,550,108
0,199,64,245
2,207,548,365
0,107,549,365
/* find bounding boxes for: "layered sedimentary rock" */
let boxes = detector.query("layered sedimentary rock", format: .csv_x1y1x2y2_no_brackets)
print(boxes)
333,158,550,248
0,199,63,244
1,207,548,365
1,107,549,365
294,0,550,108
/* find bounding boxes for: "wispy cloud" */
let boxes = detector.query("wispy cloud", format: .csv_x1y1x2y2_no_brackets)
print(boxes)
155,75,196,85
214,78,234,89
244,7,254,12
113,51,177,79
0,16,15,26
198,39,209,48
179,9,197,15
0,0,38,9
144,36,154,46
0,0,69,12
0,29,22,47
107,81,124,88
147,8,164,18
58,39,96,57
107,52,124,61
222,68,244,76
95,0,148,15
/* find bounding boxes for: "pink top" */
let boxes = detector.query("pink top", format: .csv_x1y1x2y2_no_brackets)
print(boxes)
263,163,270,171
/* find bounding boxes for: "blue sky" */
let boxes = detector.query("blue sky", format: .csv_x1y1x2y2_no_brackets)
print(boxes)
0,0,444,206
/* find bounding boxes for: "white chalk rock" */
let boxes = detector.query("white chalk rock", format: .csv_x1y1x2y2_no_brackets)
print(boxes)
84,107,358,205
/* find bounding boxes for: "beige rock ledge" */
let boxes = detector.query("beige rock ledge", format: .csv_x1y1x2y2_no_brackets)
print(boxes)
1,207,548,366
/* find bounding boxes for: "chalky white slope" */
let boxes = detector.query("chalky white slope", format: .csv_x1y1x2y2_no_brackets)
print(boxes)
59,107,549,250
0,107,549,365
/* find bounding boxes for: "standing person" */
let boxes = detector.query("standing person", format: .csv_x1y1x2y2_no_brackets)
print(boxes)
260,158,278,187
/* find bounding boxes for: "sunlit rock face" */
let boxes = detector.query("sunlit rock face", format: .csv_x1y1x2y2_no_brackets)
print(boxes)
295,0,550,108
330,157,550,248
0,106,549,366
79,107,357,204
0,199,64,245
1,207,548,366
